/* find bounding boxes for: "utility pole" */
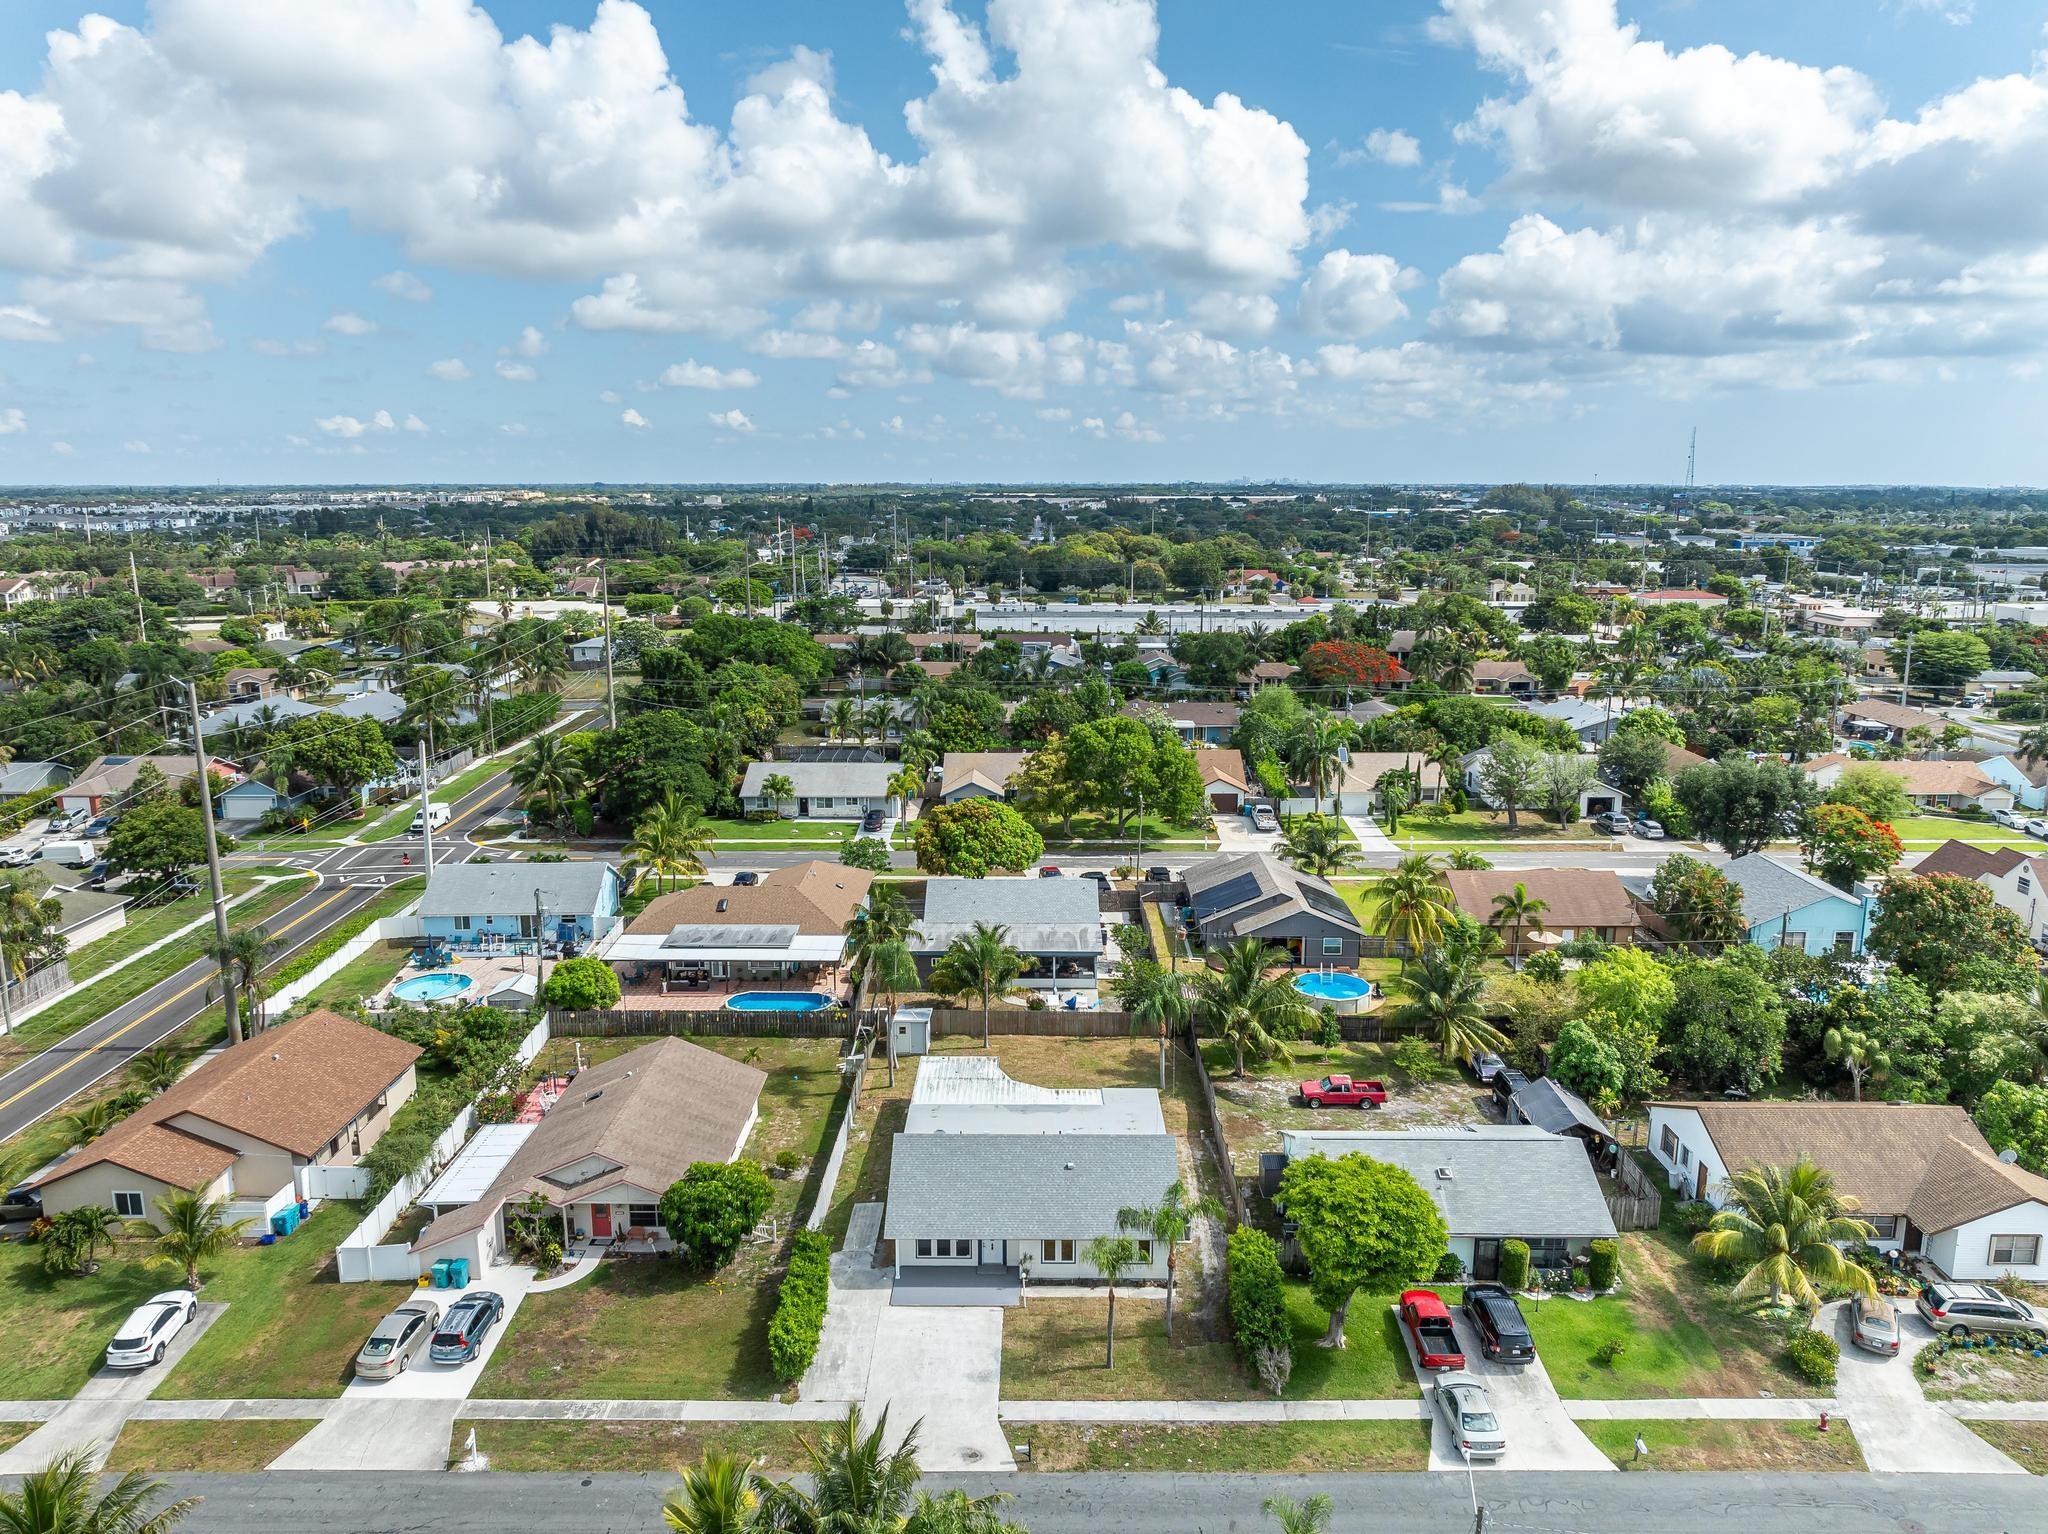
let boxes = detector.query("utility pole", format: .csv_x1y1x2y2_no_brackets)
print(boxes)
1900,632,1915,707
128,550,147,640
600,561,617,731
483,525,492,600
418,734,435,874
0,934,13,1036
186,681,240,1043
534,887,550,999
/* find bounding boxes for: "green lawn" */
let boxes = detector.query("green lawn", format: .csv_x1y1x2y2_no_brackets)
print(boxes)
266,878,425,998
1380,810,1616,845
107,1418,313,1471
1035,811,1216,848
304,940,411,1009
0,1239,180,1399
1887,815,2042,849
1581,1418,1864,1472
1962,1419,2048,1469
701,817,857,845
1015,1419,1430,1473
158,1201,417,1398
449,1419,812,1474
63,871,268,984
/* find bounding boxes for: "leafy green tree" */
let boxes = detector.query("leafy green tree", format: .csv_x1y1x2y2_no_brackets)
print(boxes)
1476,731,1542,830
927,922,1025,1048
1664,950,1788,1096
1649,853,1748,948
911,800,1044,877
1821,763,1913,825
1870,873,2037,996
1907,629,1992,694
1801,803,1903,890
1276,1152,1448,1347
1117,1180,1224,1341
1671,758,1811,856
1974,1080,2048,1173
146,1190,254,1291
1934,989,2046,1105
1537,751,1599,825
1548,1017,1625,1108
271,714,397,807
1193,937,1310,1077
1596,730,1673,803
661,1161,774,1271
0,1450,196,1534
1823,1023,1889,1101
838,836,891,872
1692,1160,1877,1309
1063,715,1204,830
540,955,621,1011
104,798,210,886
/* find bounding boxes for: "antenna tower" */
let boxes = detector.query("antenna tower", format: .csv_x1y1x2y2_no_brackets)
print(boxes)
1685,427,1697,494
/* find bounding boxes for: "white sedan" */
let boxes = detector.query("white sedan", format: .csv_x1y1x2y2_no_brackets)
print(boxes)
1433,1373,1507,1462
105,1290,198,1369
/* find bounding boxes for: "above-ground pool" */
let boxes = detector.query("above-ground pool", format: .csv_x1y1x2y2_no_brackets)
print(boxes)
392,972,475,1005
725,990,837,1013
1294,971,1374,1015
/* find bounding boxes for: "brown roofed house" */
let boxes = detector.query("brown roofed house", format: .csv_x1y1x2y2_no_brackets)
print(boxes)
628,860,874,938
937,751,1030,804
1445,868,1651,947
29,1009,421,1229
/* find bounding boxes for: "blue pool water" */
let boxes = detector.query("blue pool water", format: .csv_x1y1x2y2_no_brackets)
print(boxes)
725,991,836,1014
392,972,474,1004
1294,972,1373,1002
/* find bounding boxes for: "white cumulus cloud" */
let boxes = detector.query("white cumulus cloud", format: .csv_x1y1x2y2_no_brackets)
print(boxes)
495,360,537,382
621,407,649,428
426,358,471,381
374,269,433,302
707,408,754,431
322,310,377,335
658,360,759,389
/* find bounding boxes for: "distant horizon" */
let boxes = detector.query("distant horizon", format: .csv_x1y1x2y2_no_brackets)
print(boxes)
1,480,2044,498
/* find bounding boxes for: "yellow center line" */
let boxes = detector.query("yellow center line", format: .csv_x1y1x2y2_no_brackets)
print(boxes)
0,882,357,1116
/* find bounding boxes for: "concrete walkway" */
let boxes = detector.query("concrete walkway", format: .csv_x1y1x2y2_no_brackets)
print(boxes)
1343,815,1398,857
0,1304,226,1472
1820,1301,2022,1474
1003,1400,1426,1422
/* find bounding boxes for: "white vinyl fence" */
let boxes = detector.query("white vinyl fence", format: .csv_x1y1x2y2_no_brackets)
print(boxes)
334,1015,551,1283
262,904,425,1023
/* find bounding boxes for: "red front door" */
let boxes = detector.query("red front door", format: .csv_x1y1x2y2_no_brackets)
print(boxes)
590,1206,612,1239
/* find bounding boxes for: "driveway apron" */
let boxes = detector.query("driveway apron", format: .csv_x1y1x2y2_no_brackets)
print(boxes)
0,1303,225,1473
1822,1301,2022,1474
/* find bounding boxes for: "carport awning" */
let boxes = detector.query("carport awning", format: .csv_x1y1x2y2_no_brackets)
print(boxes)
418,1123,536,1209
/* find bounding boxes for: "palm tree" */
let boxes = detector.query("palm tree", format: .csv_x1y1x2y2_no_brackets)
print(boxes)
511,732,585,827
54,1100,125,1151
1691,1160,1877,1311
43,1204,122,1276
519,624,570,696
628,793,715,893
758,1406,961,1534
827,698,858,744
1117,1180,1223,1340
1386,947,1507,1064
1286,713,1355,813
1488,882,1549,968
1192,937,1310,1078
1082,1233,1141,1368
204,925,281,1040
886,765,924,820
1374,854,1452,971
760,772,796,820
1446,849,1492,871
927,922,1025,1048
1278,815,1359,877
146,1190,254,1291
0,1449,196,1533
128,1046,187,1096
862,699,896,744
1262,1494,1334,1534
2020,724,2048,767
1120,959,1191,1030
662,1451,761,1534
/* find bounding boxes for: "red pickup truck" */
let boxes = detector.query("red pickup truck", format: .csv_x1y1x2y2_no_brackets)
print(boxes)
1298,1073,1388,1108
1399,1289,1466,1370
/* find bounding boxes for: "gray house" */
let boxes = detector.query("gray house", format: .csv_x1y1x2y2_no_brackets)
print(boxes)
739,759,898,821
1182,851,1364,967
911,876,1104,990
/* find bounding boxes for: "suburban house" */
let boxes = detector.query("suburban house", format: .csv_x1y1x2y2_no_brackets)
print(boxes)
1801,755,2013,815
1716,853,1871,955
882,1056,1178,1299
1284,752,1446,816
28,1010,420,1229
911,876,1105,991
221,667,292,701
412,1037,766,1272
1444,868,1651,948
214,774,319,825
1472,659,1536,697
1182,851,1365,966
1277,1127,1618,1281
739,759,898,821
1196,747,1252,814
1974,753,2048,812
1914,840,2048,947
599,861,872,995
1647,1100,2048,1282
936,751,1030,805
1636,588,1730,608
417,861,623,950
0,761,69,799
1528,697,1630,747
1837,697,1954,744
277,566,327,597
58,754,239,817
567,636,613,669
1130,701,1239,746
1460,747,1624,822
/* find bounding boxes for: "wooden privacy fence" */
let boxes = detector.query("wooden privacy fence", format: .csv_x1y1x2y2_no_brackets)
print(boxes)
549,1009,851,1039
1182,1020,1248,1227
930,1006,1139,1039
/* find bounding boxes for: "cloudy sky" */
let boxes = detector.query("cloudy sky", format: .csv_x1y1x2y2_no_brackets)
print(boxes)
0,0,2045,486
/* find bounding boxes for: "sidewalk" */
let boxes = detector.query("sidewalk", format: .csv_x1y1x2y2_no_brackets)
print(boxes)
0,1305,226,1472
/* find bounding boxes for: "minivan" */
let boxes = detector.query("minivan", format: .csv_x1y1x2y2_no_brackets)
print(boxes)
1916,1282,2048,1340
409,802,452,835
1592,811,1631,835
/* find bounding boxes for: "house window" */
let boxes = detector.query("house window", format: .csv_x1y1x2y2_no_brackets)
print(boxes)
1991,1235,2042,1267
1040,1239,1077,1264
1321,938,1343,956
627,1204,661,1230
455,916,472,931
1658,1126,1678,1159
112,1190,147,1219
1864,1215,1901,1243
1679,1145,1691,1168
2022,876,2034,897
1134,1240,1155,1264
1833,932,1856,954
917,1238,971,1259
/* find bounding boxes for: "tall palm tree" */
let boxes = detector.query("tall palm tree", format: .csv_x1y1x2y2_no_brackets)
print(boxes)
927,922,1025,1048
1117,1180,1223,1340
511,732,585,827
1192,937,1310,1078
662,1451,761,1534
760,772,796,820
1692,1160,1877,1311
204,925,280,1040
886,765,924,819
1286,712,1355,813
628,793,715,892
1278,815,1359,877
827,698,858,744
1488,882,1549,968
519,624,570,696
1374,854,1452,971
1084,1234,1141,1368
1262,1494,1334,1534
0,1449,196,1533
1386,947,1507,1064
146,1190,254,1291
53,1101,124,1151
1119,960,1191,1033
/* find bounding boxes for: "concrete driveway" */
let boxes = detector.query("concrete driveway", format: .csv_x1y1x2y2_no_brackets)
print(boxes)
1821,1301,2021,1474
340,1270,536,1402
268,1399,461,1471
1400,1302,1613,1473
0,1303,226,1472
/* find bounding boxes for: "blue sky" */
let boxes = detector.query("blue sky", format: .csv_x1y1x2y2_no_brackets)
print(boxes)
0,0,2044,486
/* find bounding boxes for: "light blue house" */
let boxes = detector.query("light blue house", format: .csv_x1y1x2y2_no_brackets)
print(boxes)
1975,754,2048,812
215,776,319,825
1718,854,1870,956
417,862,623,949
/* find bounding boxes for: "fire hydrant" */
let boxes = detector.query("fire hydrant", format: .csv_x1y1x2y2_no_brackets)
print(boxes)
1818,1410,1830,1433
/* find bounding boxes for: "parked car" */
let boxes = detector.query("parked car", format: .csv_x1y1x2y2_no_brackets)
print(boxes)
0,846,35,869
1082,870,1111,890
45,810,84,833
1250,806,1280,833
354,1297,442,1380
730,871,760,886
105,1290,198,1370
1849,1294,1902,1356
1298,1073,1387,1109
428,1291,506,1364
1399,1289,1465,1370
0,1184,40,1223
82,816,116,838
1144,866,1176,883
2027,819,2048,840
38,839,96,868
1465,1049,1507,1084
1431,1374,1507,1461
1631,818,1666,840
860,809,888,835
85,861,112,890
1915,1281,2048,1340
1462,1282,1536,1364
1039,865,1063,877
1996,808,2025,828
1592,811,1631,835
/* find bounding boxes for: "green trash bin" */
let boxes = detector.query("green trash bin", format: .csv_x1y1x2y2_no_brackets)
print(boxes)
430,1259,452,1289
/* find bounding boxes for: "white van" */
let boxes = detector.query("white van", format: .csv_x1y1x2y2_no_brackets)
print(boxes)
39,839,96,868
409,803,452,835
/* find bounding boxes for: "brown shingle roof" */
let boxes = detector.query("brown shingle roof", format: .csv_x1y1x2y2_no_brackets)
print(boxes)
1907,1137,2048,1234
627,860,873,937
1913,839,2025,881
1196,747,1250,793
34,1010,420,1192
1844,759,2000,798
939,751,1029,798
1661,1101,1993,1215
1445,869,1644,932
1841,698,1951,733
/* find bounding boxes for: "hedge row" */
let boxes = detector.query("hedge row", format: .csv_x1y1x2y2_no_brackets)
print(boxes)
768,1229,832,1384
1226,1226,1292,1395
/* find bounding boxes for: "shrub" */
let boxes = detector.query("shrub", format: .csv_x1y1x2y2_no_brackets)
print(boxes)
1523,951,1565,983
1390,1035,1441,1082
1499,1238,1531,1292
839,836,892,872
773,1147,804,1174
1316,1010,1342,1049
1673,1200,1716,1236
1227,1226,1293,1395
661,1160,774,1271
1785,1328,1839,1388
1433,1250,1465,1283
768,1230,832,1383
1592,1338,1627,1369
540,956,620,1011
1586,1238,1619,1292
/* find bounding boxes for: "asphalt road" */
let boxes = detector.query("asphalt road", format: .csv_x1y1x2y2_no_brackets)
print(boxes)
135,1470,2048,1533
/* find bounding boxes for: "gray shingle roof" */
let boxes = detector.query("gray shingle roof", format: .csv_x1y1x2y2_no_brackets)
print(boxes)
912,876,1102,955
1511,1077,1610,1139
883,1133,1180,1239
740,760,897,797
419,861,617,919
1719,853,1859,926
1279,1127,1617,1240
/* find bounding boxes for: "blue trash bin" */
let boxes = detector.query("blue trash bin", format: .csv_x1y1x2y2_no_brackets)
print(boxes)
450,1257,470,1288
431,1259,452,1289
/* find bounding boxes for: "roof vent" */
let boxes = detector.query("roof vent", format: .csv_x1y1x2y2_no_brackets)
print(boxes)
2001,1148,2021,1164
1064,1161,1076,1172
716,899,729,913
1436,1167,1455,1181
272,1053,281,1062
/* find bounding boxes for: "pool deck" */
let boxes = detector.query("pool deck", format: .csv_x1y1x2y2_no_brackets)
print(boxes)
375,953,540,1009
614,976,850,1013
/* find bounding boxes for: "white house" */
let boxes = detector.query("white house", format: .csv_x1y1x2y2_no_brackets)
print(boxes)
1647,1100,2048,1283
1975,754,2048,813
739,759,898,821
1914,840,2048,948
1800,755,2015,816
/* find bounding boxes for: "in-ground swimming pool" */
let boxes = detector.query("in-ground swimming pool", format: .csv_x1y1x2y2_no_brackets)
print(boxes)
725,990,837,1014
391,972,475,1005
1293,971,1374,1014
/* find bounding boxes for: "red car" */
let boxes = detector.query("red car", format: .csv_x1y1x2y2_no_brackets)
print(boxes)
1298,1073,1387,1108
1398,1290,1465,1370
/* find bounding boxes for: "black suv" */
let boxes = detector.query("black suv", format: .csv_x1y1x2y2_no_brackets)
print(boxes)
1462,1282,1536,1364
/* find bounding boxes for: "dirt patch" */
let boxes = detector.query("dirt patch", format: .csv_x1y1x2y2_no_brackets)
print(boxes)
1209,1052,1489,1178
1921,1343,2048,1402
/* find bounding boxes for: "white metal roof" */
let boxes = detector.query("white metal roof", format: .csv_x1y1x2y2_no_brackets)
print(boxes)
598,931,845,965
904,1056,1165,1136
418,1123,537,1209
